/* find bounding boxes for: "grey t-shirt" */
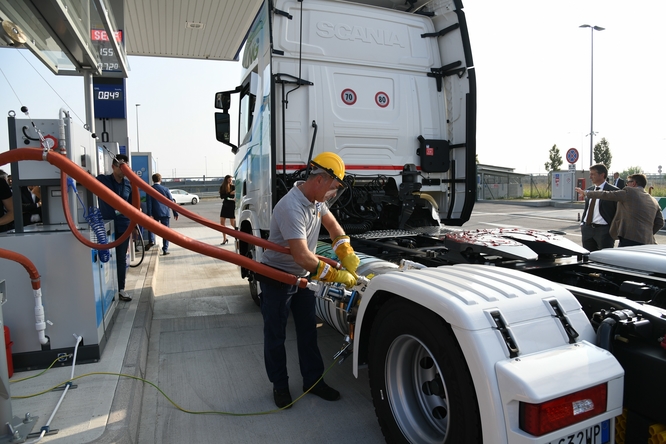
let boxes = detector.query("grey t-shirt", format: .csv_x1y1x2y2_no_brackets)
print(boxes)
262,185,329,276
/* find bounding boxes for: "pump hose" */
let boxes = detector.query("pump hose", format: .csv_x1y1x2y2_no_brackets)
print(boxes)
60,169,139,250
87,207,110,263
65,177,110,263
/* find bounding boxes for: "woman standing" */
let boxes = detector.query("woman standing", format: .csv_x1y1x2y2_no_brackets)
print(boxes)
219,175,236,244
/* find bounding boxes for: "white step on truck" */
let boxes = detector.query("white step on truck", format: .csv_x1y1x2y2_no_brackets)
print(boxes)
214,0,666,443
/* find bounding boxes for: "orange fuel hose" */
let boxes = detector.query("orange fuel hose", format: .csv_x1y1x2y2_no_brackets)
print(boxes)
60,169,141,249
0,148,309,288
118,163,340,269
0,248,41,290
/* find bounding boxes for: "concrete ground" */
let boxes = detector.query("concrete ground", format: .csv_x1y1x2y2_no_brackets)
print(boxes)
8,218,385,444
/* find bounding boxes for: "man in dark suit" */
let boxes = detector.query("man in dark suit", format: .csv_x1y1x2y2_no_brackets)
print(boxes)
20,186,42,226
579,164,618,251
612,172,625,189
146,173,178,255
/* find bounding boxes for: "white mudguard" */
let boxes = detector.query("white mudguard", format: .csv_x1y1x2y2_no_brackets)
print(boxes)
355,263,624,443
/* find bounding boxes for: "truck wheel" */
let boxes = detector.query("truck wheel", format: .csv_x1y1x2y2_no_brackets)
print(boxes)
368,299,481,444
245,244,260,306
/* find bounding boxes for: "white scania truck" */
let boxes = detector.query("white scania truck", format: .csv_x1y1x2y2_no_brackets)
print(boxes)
214,1,666,443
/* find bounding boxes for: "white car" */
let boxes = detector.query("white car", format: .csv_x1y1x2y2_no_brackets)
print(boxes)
170,189,199,205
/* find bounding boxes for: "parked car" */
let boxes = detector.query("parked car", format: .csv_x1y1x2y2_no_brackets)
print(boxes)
170,189,199,205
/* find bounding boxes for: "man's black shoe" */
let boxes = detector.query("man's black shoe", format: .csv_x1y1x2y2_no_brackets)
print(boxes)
145,242,154,251
304,381,340,401
273,388,292,409
162,250,170,256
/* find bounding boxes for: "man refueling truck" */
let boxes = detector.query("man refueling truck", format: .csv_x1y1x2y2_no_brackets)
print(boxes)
215,0,666,443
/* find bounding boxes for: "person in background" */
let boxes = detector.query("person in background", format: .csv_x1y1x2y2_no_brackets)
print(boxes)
219,175,236,245
141,197,155,252
579,164,618,252
576,173,664,246
0,169,14,233
613,172,625,189
96,154,133,302
258,152,359,409
20,185,42,226
147,173,178,255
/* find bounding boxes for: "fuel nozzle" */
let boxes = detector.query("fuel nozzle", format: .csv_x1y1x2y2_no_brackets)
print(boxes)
308,278,366,314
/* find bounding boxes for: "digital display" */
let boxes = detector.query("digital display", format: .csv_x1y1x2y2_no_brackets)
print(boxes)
93,78,126,119
91,29,123,73
91,29,123,42
96,90,123,101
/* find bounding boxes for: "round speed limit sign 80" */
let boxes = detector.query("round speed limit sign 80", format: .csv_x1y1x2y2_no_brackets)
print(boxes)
375,91,389,108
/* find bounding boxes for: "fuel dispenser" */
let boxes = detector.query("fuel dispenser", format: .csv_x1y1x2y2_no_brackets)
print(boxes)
577,178,586,201
0,111,119,370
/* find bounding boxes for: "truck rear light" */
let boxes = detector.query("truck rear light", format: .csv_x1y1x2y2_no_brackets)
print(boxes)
519,383,607,436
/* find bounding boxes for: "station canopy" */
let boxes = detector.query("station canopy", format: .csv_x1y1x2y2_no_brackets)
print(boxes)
0,0,263,77
0,0,438,77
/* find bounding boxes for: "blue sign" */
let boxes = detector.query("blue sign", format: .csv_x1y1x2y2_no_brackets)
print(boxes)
93,78,126,119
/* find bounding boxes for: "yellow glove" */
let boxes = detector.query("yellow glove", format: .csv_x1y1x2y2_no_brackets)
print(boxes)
314,261,357,288
332,235,360,273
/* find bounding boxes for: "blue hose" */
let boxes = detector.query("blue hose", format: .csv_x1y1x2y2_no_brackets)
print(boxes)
87,207,110,263
67,177,110,263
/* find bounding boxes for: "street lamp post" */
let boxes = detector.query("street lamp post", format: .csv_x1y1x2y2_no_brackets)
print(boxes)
135,103,141,152
579,24,604,166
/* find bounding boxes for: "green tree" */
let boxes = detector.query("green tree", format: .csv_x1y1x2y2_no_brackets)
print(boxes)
544,144,563,172
594,137,612,168
620,166,644,179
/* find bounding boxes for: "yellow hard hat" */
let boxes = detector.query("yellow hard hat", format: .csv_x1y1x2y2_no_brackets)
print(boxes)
310,152,345,183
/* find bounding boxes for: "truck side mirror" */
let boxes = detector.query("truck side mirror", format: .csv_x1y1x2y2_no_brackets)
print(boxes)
215,112,238,153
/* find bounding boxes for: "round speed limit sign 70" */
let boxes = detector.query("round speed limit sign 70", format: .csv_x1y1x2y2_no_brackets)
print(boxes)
341,89,357,105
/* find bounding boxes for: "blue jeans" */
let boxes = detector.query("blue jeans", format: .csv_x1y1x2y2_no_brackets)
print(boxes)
142,226,155,244
115,235,130,291
260,281,324,390
155,217,170,251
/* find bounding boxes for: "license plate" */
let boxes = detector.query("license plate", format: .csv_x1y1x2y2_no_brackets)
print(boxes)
548,420,610,444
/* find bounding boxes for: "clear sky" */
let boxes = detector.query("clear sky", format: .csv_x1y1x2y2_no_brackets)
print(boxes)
1,0,665,178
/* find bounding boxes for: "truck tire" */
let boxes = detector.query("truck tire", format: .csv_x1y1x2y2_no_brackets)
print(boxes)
368,299,482,444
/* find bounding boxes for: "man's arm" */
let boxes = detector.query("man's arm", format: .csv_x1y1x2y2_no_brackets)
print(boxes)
654,207,665,235
322,212,360,273
165,188,178,219
321,212,345,240
575,187,628,202
287,238,319,273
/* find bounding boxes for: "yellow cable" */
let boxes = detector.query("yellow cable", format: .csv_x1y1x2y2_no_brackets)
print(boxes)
9,355,65,383
11,354,341,416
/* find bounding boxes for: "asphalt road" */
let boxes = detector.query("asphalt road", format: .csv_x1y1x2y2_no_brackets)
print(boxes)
178,198,666,247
